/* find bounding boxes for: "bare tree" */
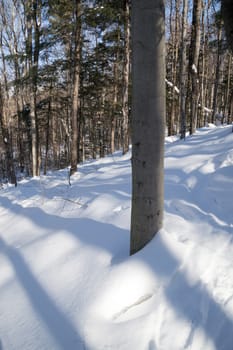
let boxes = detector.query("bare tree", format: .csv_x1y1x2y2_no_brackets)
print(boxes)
221,0,233,51
70,0,82,176
188,0,202,135
179,0,188,139
122,0,130,155
130,0,165,255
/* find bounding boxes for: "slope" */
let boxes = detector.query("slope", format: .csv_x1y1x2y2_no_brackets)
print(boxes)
0,125,232,350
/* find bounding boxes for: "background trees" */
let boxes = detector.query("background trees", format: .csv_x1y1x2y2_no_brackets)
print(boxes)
0,0,232,185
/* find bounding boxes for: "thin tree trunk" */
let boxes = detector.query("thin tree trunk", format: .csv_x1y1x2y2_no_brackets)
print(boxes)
0,29,17,185
0,85,17,186
25,0,41,176
169,0,180,136
188,0,202,135
110,28,121,154
224,53,232,123
221,0,233,51
122,0,130,154
211,21,223,123
179,0,188,139
70,0,81,176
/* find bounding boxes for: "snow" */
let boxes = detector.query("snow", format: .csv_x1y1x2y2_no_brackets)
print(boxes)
192,64,198,74
204,107,212,114
0,125,233,350
165,79,180,94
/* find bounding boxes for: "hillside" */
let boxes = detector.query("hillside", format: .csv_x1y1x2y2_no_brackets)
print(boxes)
0,125,233,350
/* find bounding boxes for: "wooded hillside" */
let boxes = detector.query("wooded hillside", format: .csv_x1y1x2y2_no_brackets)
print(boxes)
0,0,232,184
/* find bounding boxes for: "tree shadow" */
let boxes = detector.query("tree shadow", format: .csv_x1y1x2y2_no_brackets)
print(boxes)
165,159,233,231
0,196,129,259
0,237,85,350
137,234,233,350
148,339,157,350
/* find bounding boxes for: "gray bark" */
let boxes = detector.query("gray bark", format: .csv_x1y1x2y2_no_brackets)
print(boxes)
179,0,188,139
211,22,223,124
70,0,81,176
130,0,165,255
189,0,202,135
122,0,130,155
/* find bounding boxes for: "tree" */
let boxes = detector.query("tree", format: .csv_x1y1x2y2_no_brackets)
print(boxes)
70,0,82,176
24,0,43,176
179,0,188,139
122,0,130,154
130,0,165,255
188,0,202,135
0,84,17,185
166,0,181,136
211,13,223,124
221,0,233,51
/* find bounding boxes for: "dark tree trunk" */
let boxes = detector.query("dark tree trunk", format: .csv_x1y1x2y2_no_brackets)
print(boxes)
221,0,233,51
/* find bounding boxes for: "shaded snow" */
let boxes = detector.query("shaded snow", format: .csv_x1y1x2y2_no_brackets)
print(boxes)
0,125,233,350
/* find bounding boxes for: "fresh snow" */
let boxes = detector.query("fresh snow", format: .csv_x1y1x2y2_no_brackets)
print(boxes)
0,125,233,350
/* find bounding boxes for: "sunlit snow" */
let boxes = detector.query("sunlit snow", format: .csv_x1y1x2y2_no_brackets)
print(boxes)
0,125,233,350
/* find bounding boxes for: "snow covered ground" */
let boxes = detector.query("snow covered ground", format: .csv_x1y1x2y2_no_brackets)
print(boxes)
0,125,233,350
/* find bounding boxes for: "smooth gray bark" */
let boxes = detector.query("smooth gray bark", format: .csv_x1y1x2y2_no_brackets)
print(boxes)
130,0,165,255
179,0,188,139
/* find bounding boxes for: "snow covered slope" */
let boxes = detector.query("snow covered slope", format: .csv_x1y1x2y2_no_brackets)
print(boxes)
0,125,233,350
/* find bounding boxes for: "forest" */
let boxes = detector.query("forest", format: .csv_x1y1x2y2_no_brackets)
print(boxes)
0,0,232,186
1,1,233,349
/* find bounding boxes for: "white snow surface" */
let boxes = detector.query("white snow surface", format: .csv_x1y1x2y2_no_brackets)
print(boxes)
0,125,233,350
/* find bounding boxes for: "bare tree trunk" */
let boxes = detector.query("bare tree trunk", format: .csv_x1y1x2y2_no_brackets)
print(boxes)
130,0,165,255
179,0,188,139
168,0,180,136
188,0,202,135
122,0,130,154
224,53,232,122
0,85,17,186
24,0,41,176
211,21,223,124
0,27,17,185
221,0,233,51
70,0,81,176
110,28,121,154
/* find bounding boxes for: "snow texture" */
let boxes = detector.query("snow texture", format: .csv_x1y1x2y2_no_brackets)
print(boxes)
0,125,233,350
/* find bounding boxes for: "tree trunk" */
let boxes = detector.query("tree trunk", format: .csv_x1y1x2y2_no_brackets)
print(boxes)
0,30,17,185
70,0,81,176
110,28,121,154
211,21,223,124
168,0,180,136
221,0,233,51
130,0,165,255
25,0,41,176
179,0,188,139
122,0,130,154
188,0,202,135
0,85,17,186
224,53,232,122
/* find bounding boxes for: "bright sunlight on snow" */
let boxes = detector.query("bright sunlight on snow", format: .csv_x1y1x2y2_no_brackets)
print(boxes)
0,125,233,350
